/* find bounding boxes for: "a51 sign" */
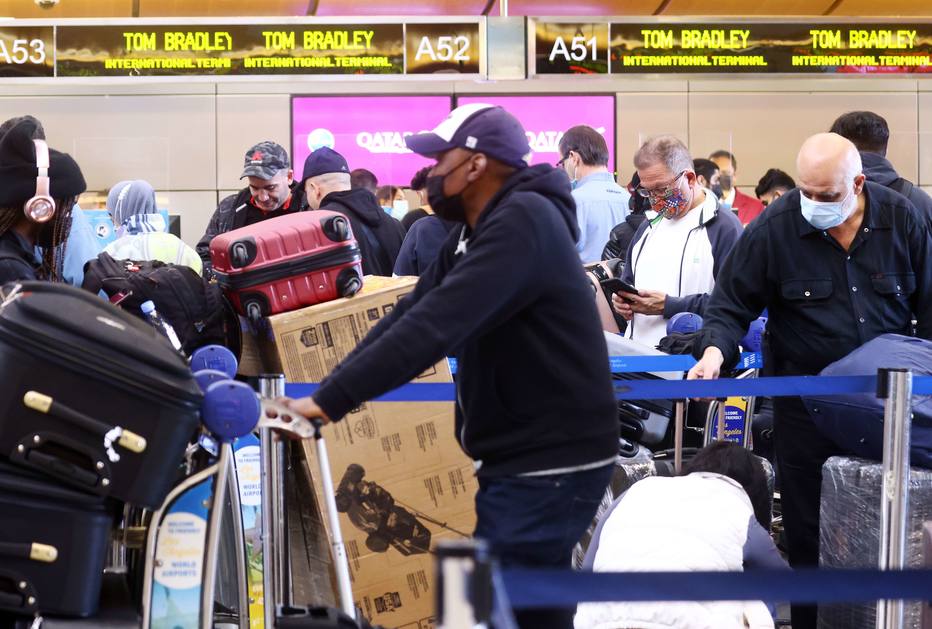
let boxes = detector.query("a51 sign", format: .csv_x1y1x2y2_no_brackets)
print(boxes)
0,26,54,77
534,22,610,75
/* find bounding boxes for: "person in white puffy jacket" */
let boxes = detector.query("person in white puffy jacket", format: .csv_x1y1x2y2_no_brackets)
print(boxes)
575,441,788,629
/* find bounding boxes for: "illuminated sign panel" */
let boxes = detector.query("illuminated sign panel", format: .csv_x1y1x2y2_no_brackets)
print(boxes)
405,22,482,74
530,20,932,75
0,26,54,77
41,19,482,77
534,22,609,75
56,24,405,76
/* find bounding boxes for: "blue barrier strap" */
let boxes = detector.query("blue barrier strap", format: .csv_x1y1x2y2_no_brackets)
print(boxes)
285,382,456,402
613,375,877,400
451,353,763,374
501,568,932,608
286,376,932,402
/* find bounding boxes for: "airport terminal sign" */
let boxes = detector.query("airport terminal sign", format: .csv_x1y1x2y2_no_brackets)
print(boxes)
1,20,483,78
532,20,932,75
0,26,53,77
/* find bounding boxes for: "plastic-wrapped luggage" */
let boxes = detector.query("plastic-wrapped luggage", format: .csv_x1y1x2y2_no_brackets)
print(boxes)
0,461,113,618
819,456,932,629
210,210,364,323
0,282,202,508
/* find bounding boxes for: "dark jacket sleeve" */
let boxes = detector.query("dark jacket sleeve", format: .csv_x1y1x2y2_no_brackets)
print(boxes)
663,209,744,318
907,208,932,340
392,228,419,277
0,258,38,284
314,229,459,410
696,223,771,368
312,204,544,421
743,516,789,570
196,194,238,274
619,220,651,286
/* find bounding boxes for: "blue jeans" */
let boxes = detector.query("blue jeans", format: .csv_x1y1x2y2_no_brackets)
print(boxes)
474,464,613,629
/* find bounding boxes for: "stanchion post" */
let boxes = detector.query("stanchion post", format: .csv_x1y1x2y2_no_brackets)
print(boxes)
258,374,289,625
436,540,492,629
674,400,686,475
876,367,913,629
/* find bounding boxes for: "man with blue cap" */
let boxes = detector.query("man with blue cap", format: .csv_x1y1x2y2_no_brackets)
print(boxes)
302,146,405,277
282,103,618,629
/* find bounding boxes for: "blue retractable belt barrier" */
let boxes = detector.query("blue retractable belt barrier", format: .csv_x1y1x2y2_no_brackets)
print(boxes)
500,568,932,608
447,353,762,375
285,375,932,403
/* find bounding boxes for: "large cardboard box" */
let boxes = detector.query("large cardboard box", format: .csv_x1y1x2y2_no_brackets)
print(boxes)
265,276,478,629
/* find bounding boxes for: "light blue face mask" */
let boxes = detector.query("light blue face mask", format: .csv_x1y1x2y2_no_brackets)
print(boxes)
800,190,854,229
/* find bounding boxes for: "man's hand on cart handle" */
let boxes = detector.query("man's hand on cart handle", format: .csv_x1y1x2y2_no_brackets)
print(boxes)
279,396,332,425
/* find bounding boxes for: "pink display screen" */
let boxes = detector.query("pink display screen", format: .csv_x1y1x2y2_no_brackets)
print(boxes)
291,95,453,188
456,95,616,169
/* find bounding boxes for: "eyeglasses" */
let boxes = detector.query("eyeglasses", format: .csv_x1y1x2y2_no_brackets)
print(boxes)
636,170,687,199
555,149,577,168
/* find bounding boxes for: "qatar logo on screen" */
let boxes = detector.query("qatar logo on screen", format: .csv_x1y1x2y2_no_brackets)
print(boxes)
307,128,336,151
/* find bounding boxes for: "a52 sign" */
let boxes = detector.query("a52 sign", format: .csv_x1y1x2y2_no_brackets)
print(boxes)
534,22,610,75
405,22,482,74
0,26,54,77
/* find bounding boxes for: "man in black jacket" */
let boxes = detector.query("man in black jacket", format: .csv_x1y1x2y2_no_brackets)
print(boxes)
830,110,932,224
302,147,405,276
283,104,617,629
196,141,306,276
689,132,932,629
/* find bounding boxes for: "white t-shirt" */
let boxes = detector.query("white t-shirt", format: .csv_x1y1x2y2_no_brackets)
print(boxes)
625,192,718,348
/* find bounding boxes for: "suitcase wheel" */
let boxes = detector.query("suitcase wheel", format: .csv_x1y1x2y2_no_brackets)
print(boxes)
337,269,362,298
230,238,258,268
323,215,352,242
246,301,263,325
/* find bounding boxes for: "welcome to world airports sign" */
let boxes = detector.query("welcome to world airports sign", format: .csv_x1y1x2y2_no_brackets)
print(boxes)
0,17,484,78
531,19,932,75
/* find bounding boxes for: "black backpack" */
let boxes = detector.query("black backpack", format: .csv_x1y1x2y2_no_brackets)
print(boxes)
82,252,238,356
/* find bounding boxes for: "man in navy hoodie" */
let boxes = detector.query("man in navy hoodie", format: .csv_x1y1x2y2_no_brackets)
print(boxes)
283,103,618,628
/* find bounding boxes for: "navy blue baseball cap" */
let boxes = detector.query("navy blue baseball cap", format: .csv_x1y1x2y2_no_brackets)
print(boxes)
405,104,530,169
302,146,350,181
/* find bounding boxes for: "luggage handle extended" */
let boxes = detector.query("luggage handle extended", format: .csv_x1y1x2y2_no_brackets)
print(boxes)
22,391,147,462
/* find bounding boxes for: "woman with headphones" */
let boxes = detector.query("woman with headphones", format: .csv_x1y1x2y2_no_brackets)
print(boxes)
0,117,86,284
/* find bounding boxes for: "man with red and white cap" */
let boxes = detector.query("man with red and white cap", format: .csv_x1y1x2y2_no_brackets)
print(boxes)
282,103,618,629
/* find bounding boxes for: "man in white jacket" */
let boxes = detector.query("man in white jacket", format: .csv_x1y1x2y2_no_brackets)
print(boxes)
575,441,787,629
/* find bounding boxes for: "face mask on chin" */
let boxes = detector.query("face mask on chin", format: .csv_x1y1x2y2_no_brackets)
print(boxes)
800,190,855,229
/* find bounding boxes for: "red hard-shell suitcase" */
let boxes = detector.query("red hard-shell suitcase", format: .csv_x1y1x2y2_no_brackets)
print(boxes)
210,211,363,323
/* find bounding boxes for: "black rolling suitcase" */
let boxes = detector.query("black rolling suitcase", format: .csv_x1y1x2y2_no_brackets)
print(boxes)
0,461,113,618
0,282,202,508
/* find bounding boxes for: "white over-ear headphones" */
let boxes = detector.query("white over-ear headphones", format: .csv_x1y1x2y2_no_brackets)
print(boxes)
23,139,55,223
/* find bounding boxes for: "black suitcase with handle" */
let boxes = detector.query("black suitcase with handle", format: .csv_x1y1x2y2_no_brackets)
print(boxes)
0,282,202,508
0,461,114,618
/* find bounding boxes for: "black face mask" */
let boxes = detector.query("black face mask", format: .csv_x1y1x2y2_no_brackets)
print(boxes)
711,184,723,198
426,157,472,223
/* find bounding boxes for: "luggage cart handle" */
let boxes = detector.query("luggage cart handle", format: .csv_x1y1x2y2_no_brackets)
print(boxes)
0,542,58,563
23,391,147,454
258,400,324,440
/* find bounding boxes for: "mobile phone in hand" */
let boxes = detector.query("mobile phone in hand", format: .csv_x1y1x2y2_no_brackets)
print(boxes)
600,277,640,296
